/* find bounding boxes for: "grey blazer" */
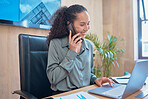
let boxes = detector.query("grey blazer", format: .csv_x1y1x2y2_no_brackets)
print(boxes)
46,37,97,91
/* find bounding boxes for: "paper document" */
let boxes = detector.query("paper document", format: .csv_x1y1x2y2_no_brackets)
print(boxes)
111,77,129,84
110,75,146,85
109,75,130,84
53,91,99,99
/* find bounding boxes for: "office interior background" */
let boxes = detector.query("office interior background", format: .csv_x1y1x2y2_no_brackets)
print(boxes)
0,0,147,99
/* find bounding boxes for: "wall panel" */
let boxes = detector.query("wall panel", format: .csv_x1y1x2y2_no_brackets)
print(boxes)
0,25,48,99
103,0,135,76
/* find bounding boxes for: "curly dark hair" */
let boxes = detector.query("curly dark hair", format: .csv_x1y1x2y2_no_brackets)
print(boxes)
47,4,87,46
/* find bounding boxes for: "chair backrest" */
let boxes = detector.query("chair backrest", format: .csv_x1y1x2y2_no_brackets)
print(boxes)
19,34,52,99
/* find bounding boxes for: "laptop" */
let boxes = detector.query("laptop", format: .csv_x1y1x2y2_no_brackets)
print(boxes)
88,60,148,99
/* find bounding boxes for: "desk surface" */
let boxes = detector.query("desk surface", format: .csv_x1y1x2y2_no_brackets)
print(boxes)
45,78,148,99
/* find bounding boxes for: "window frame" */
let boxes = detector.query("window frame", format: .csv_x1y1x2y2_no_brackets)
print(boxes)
137,0,148,59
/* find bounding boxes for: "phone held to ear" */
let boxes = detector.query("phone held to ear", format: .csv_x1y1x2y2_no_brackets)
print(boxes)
67,23,77,37
67,23,83,43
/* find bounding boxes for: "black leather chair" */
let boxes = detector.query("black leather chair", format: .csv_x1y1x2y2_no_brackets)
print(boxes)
12,34,53,99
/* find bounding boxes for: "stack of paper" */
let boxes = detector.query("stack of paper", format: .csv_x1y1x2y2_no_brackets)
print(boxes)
110,75,146,85
110,76,130,85
53,91,99,99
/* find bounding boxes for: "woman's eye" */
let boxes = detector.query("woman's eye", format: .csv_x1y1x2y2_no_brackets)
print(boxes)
80,24,85,26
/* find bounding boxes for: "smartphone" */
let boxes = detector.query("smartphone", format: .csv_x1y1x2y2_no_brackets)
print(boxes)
67,23,82,42
67,23,77,37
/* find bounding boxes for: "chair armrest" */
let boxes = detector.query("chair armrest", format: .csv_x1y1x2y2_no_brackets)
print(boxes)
12,90,38,99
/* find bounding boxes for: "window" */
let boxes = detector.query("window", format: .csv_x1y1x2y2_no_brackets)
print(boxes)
138,0,148,59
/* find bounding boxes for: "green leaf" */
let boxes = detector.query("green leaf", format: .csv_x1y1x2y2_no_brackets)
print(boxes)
107,32,111,40
85,32,125,77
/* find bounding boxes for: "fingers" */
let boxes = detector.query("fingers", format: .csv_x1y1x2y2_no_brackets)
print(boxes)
69,30,72,42
74,36,82,44
98,84,102,87
108,78,115,87
69,32,81,43
109,81,113,87
96,77,115,87
68,31,82,53
70,33,82,45
98,81,102,87
71,33,81,41
95,78,103,87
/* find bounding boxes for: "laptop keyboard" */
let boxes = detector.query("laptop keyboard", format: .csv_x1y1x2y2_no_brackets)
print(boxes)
102,85,126,97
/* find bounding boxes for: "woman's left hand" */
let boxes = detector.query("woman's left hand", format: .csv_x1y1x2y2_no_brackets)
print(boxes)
94,77,115,87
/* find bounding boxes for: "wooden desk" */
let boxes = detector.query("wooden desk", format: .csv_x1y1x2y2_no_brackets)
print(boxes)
45,78,148,99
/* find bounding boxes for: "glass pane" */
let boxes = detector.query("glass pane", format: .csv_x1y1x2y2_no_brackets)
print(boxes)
142,21,148,57
140,0,144,19
144,0,148,19
140,0,148,20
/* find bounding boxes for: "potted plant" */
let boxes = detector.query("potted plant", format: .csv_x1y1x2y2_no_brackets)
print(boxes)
85,33,125,77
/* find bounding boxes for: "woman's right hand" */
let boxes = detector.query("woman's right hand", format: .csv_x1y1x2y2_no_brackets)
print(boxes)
94,77,115,87
69,30,82,53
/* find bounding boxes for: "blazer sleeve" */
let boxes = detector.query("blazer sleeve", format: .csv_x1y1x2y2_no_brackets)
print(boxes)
46,40,77,85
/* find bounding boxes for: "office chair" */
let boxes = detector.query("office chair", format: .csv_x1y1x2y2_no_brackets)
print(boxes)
12,34,53,99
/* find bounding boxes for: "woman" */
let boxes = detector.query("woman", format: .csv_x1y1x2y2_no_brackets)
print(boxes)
46,4,114,93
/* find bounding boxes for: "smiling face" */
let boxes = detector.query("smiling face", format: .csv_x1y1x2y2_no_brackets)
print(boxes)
73,11,90,38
